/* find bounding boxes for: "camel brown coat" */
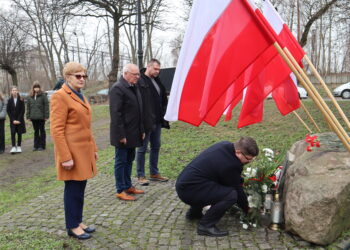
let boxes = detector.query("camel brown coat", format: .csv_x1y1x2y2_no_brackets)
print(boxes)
50,84,97,181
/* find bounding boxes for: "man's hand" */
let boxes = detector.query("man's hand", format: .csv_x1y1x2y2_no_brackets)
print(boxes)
142,133,145,140
62,160,74,170
119,138,127,144
13,120,20,125
95,152,99,160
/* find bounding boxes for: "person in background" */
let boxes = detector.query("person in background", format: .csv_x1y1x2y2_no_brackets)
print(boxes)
0,92,7,154
136,59,170,186
27,81,49,151
50,62,98,240
109,63,145,201
7,86,26,154
176,137,259,237
53,76,64,90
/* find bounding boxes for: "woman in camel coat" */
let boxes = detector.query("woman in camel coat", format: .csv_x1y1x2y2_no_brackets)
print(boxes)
50,62,98,240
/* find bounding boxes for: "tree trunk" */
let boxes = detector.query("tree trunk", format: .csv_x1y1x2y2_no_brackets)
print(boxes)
7,67,18,86
108,15,120,87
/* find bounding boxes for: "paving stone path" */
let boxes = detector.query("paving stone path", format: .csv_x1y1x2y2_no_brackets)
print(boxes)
0,169,349,249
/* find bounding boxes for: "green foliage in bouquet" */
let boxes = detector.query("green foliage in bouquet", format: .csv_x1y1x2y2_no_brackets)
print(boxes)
240,148,284,228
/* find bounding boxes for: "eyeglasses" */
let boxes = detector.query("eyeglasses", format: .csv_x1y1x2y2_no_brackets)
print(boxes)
241,151,255,162
128,71,140,76
70,74,88,80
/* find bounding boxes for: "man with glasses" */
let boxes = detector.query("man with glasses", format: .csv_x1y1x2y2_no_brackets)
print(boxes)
109,63,145,201
176,137,259,237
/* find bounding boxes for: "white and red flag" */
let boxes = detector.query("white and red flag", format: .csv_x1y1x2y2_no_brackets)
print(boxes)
164,0,276,126
211,0,305,127
165,0,304,128
262,0,305,116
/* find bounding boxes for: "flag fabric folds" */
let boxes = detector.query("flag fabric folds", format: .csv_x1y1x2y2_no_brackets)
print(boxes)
165,0,305,128
164,0,275,126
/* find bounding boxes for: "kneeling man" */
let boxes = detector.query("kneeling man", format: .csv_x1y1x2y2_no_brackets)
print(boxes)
175,137,258,237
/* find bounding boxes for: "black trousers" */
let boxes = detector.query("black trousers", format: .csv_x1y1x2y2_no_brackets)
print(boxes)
198,190,237,227
64,180,87,229
10,125,22,147
32,119,46,149
0,119,4,151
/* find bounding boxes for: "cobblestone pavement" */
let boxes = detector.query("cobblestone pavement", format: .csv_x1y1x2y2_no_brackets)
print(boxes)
0,172,349,249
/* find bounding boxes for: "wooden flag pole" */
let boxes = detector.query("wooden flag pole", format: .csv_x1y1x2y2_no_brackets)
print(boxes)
284,48,350,140
273,43,350,151
293,111,312,133
282,47,350,151
299,101,321,132
304,55,350,131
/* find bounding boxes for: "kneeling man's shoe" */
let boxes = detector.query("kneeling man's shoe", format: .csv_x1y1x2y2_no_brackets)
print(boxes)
125,187,145,194
197,224,228,237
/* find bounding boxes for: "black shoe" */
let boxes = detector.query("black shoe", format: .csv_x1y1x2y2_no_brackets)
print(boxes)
185,209,203,220
0,150,4,154
197,224,228,237
67,229,91,240
83,226,96,233
37,147,44,151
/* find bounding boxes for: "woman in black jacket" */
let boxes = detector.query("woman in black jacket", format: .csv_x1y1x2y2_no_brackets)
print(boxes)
27,81,49,151
7,86,26,154
0,92,7,154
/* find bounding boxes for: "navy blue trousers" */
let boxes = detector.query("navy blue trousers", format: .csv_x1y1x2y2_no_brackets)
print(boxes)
64,180,87,229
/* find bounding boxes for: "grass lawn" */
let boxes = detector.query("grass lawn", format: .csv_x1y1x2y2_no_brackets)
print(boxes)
1,99,350,248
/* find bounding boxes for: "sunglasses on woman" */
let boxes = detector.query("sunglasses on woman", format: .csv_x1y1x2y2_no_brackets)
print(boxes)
70,74,88,80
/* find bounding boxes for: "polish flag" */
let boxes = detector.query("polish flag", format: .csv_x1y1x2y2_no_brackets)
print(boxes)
262,0,305,65
203,0,295,127
262,0,304,115
164,0,275,126
217,0,304,126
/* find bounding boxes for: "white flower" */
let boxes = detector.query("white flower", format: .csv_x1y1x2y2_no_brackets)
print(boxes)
251,168,257,177
247,195,257,208
242,224,249,229
244,167,257,178
263,148,274,160
247,196,253,206
252,223,257,228
261,184,268,193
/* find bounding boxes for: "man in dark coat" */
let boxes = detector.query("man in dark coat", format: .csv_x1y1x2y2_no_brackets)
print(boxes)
136,59,170,186
109,63,146,201
176,137,259,237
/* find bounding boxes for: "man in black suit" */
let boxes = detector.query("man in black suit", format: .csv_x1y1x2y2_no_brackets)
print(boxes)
176,137,259,237
109,64,145,201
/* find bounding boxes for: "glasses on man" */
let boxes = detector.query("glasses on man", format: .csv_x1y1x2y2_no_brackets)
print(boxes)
241,151,255,162
70,74,88,80
128,71,140,76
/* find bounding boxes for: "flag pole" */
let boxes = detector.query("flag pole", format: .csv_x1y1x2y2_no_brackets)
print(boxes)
284,48,350,140
299,101,321,132
293,111,312,133
282,47,350,151
274,43,350,151
304,55,350,131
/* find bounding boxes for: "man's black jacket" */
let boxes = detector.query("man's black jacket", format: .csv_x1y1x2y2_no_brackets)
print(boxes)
138,69,169,133
176,141,248,212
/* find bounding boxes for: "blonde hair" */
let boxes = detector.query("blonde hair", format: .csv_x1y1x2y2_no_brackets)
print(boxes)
62,62,87,79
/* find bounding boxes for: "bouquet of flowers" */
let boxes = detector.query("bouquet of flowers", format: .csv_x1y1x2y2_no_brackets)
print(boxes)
240,148,283,228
